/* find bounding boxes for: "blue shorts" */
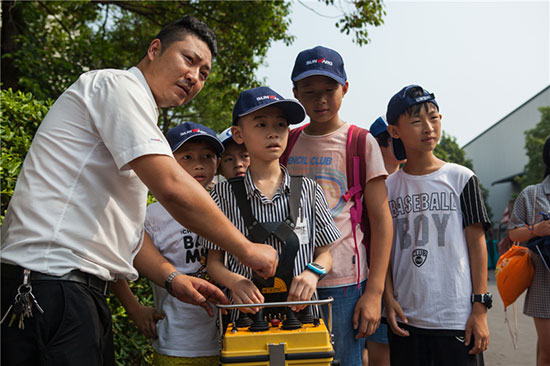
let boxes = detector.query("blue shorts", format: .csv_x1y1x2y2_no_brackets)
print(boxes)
318,281,366,366
366,322,389,344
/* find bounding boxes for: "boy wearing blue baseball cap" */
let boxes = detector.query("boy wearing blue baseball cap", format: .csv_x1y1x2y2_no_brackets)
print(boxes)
370,116,407,175
283,46,393,365
383,85,491,366
201,86,341,323
217,127,250,180
112,122,223,366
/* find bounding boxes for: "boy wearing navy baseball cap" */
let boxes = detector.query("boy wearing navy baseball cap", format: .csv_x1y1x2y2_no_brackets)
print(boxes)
113,122,223,365
217,127,250,180
370,116,406,175
201,86,341,323
383,85,491,366
283,46,393,365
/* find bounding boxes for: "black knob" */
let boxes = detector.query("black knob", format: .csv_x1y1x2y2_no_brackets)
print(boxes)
282,308,302,330
249,309,269,332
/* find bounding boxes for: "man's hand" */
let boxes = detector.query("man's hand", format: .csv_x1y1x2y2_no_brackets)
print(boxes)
127,304,164,339
238,244,278,279
169,274,229,317
287,270,319,311
352,291,382,338
383,294,409,337
465,304,489,354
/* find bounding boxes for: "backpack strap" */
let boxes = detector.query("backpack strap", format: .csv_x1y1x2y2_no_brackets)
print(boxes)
228,176,270,242
343,125,370,285
280,124,308,166
272,176,303,241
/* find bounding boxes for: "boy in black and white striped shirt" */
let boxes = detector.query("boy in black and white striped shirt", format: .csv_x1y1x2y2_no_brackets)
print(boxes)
200,86,340,321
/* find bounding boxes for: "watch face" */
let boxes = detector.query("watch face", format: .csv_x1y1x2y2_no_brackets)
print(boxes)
310,263,325,271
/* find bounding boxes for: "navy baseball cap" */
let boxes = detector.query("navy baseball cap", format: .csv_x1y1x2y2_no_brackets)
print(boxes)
166,122,224,156
369,116,388,138
386,85,439,160
217,127,234,146
232,86,305,125
291,46,347,86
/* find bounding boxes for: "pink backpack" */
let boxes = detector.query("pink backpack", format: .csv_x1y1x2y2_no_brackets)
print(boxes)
280,124,371,283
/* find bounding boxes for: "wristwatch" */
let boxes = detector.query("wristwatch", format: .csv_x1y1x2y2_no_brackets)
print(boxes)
471,292,493,309
306,263,327,280
165,271,183,296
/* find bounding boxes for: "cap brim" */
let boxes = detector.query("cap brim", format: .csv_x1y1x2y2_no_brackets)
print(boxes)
391,137,407,161
292,70,346,86
173,134,224,156
237,99,306,125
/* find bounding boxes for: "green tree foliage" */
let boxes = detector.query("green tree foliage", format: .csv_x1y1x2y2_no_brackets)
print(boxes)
434,131,474,170
435,132,493,219
323,0,385,45
516,106,550,190
2,0,385,132
0,89,53,223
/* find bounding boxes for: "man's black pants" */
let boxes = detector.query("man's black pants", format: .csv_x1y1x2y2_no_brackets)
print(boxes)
1,270,115,366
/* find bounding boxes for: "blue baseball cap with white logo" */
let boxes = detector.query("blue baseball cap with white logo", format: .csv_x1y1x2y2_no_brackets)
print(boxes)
291,46,347,86
386,85,439,160
369,116,388,138
166,122,224,156
232,86,306,125
217,127,234,146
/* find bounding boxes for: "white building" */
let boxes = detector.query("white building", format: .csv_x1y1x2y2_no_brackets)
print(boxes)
463,85,549,235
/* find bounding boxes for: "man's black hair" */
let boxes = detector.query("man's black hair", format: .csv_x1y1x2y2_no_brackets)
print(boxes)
155,15,217,57
403,86,439,119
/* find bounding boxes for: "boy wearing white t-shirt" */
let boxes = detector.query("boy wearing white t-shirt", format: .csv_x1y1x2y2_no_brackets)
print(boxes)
113,122,224,366
383,85,491,366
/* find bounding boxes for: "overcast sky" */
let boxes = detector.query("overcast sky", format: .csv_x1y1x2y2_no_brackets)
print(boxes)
257,0,550,147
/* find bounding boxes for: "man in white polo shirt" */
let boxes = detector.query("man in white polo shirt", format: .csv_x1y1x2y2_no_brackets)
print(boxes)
0,16,277,365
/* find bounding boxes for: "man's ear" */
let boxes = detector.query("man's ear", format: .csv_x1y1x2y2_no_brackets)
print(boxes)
387,124,400,139
292,87,298,99
146,39,162,61
231,125,245,145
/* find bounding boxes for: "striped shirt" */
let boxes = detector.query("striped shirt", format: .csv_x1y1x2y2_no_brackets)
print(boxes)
199,165,341,311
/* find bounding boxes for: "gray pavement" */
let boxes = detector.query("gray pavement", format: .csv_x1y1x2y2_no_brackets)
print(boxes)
484,271,537,366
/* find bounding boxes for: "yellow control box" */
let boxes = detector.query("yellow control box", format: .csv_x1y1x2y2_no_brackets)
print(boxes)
220,318,334,365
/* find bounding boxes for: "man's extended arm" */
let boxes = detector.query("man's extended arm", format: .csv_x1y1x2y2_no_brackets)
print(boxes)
129,154,277,278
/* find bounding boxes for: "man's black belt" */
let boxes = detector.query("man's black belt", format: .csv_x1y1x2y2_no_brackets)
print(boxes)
1,263,111,296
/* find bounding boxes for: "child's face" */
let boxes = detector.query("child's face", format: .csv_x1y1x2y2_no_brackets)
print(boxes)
388,103,442,156
232,106,289,163
219,141,250,179
293,75,348,124
173,140,219,188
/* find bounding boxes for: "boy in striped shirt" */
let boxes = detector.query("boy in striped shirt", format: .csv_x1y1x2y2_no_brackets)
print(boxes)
200,86,340,321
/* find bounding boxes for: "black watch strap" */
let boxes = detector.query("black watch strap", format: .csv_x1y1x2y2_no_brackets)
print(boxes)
471,292,492,309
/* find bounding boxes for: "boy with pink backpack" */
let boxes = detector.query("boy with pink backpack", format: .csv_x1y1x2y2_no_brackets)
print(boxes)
280,45,393,365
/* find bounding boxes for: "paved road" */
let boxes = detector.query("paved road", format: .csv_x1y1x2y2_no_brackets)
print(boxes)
484,271,537,366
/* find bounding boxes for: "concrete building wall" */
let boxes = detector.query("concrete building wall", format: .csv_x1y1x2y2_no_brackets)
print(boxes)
463,86,549,229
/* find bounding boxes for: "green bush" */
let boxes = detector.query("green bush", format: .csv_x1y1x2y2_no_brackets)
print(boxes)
0,88,53,223
109,278,155,365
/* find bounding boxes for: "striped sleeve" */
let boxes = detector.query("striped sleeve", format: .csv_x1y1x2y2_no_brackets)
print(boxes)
198,185,226,251
459,175,491,229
